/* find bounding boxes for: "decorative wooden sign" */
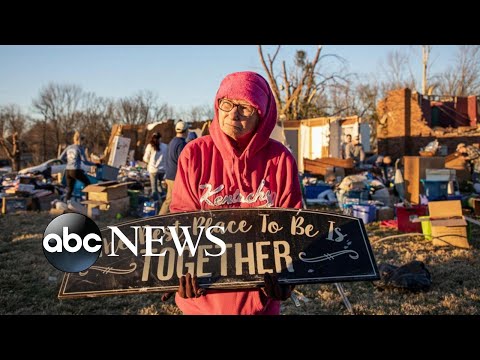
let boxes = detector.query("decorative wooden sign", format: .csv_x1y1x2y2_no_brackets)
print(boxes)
59,208,379,298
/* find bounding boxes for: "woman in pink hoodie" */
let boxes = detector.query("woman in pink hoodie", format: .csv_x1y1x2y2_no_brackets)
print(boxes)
168,71,303,315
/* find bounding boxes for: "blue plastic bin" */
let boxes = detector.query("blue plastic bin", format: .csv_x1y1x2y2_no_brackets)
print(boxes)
447,194,462,201
304,184,331,199
352,204,377,224
142,200,159,217
421,180,448,201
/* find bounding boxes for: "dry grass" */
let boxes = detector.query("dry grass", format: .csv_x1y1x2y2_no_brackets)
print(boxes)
1,211,479,315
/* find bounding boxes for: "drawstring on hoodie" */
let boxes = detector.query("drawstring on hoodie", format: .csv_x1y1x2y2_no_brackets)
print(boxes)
242,150,250,188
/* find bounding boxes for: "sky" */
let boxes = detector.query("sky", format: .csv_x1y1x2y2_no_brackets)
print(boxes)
0,45,459,117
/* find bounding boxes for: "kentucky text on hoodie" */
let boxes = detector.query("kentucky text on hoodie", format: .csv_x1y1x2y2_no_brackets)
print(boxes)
199,179,276,207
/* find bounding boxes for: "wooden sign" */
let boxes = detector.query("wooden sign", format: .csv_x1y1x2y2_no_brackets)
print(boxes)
58,208,379,298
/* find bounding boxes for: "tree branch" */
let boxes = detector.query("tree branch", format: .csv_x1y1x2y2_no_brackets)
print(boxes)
258,45,282,112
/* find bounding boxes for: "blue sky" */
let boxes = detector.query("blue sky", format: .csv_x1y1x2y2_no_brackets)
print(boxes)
0,45,458,116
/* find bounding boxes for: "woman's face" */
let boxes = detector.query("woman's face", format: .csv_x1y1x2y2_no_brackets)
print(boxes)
218,98,259,141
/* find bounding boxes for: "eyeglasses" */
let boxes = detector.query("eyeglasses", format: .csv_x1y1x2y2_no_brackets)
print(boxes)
218,99,256,117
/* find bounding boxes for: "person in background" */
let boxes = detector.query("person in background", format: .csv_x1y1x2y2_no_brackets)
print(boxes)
59,131,97,204
366,155,392,186
143,132,168,201
186,131,198,143
345,135,365,166
159,120,189,215
317,174,338,204
341,134,352,159
162,71,303,315
365,154,383,165
456,143,480,182
377,155,393,186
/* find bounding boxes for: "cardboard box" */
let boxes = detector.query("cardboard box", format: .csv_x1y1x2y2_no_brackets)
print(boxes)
82,197,130,219
428,200,469,249
82,181,131,202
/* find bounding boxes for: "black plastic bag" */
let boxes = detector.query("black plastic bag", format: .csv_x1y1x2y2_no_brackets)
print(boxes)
376,260,432,292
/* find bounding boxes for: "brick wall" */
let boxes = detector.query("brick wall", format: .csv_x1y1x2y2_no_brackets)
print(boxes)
410,92,433,136
377,88,480,160
377,89,409,159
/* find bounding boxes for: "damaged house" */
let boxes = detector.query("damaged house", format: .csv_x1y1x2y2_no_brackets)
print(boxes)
283,115,371,173
377,88,479,160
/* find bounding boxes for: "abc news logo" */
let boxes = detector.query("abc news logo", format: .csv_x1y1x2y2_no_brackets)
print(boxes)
42,213,102,272
43,213,229,273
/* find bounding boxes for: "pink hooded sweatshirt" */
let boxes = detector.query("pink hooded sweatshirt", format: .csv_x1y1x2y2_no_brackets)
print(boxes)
170,71,302,315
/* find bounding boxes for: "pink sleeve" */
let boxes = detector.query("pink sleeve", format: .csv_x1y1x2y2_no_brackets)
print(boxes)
169,148,201,213
276,151,303,210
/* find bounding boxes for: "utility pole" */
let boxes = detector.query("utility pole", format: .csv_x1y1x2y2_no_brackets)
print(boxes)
422,45,431,95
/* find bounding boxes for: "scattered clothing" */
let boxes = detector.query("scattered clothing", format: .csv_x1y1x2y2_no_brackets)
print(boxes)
376,261,432,292
380,220,398,228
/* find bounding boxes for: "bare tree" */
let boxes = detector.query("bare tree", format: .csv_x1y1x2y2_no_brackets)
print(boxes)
258,45,348,120
76,93,116,155
32,83,84,160
185,104,214,121
327,80,357,117
115,92,149,125
355,83,380,119
24,120,56,164
0,105,28,171
434,45,480,96
380,49,416,93
153,103,175,121
114,90,172,125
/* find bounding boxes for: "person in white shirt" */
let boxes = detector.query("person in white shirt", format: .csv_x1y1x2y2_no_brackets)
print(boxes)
143,132,168,200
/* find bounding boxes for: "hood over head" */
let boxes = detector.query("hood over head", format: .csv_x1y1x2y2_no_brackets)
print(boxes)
209,71,277,189
210,71,277,157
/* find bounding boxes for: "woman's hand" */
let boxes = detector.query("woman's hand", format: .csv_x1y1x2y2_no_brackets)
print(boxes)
261,273,294,301
160,273,205,302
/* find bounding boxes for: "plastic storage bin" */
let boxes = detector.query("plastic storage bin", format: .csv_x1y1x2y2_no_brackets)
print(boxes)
421,180,448,201
352,204,376,224
142,200,159,217
96,165,120,181
304,184,332,199
396,204,428,233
